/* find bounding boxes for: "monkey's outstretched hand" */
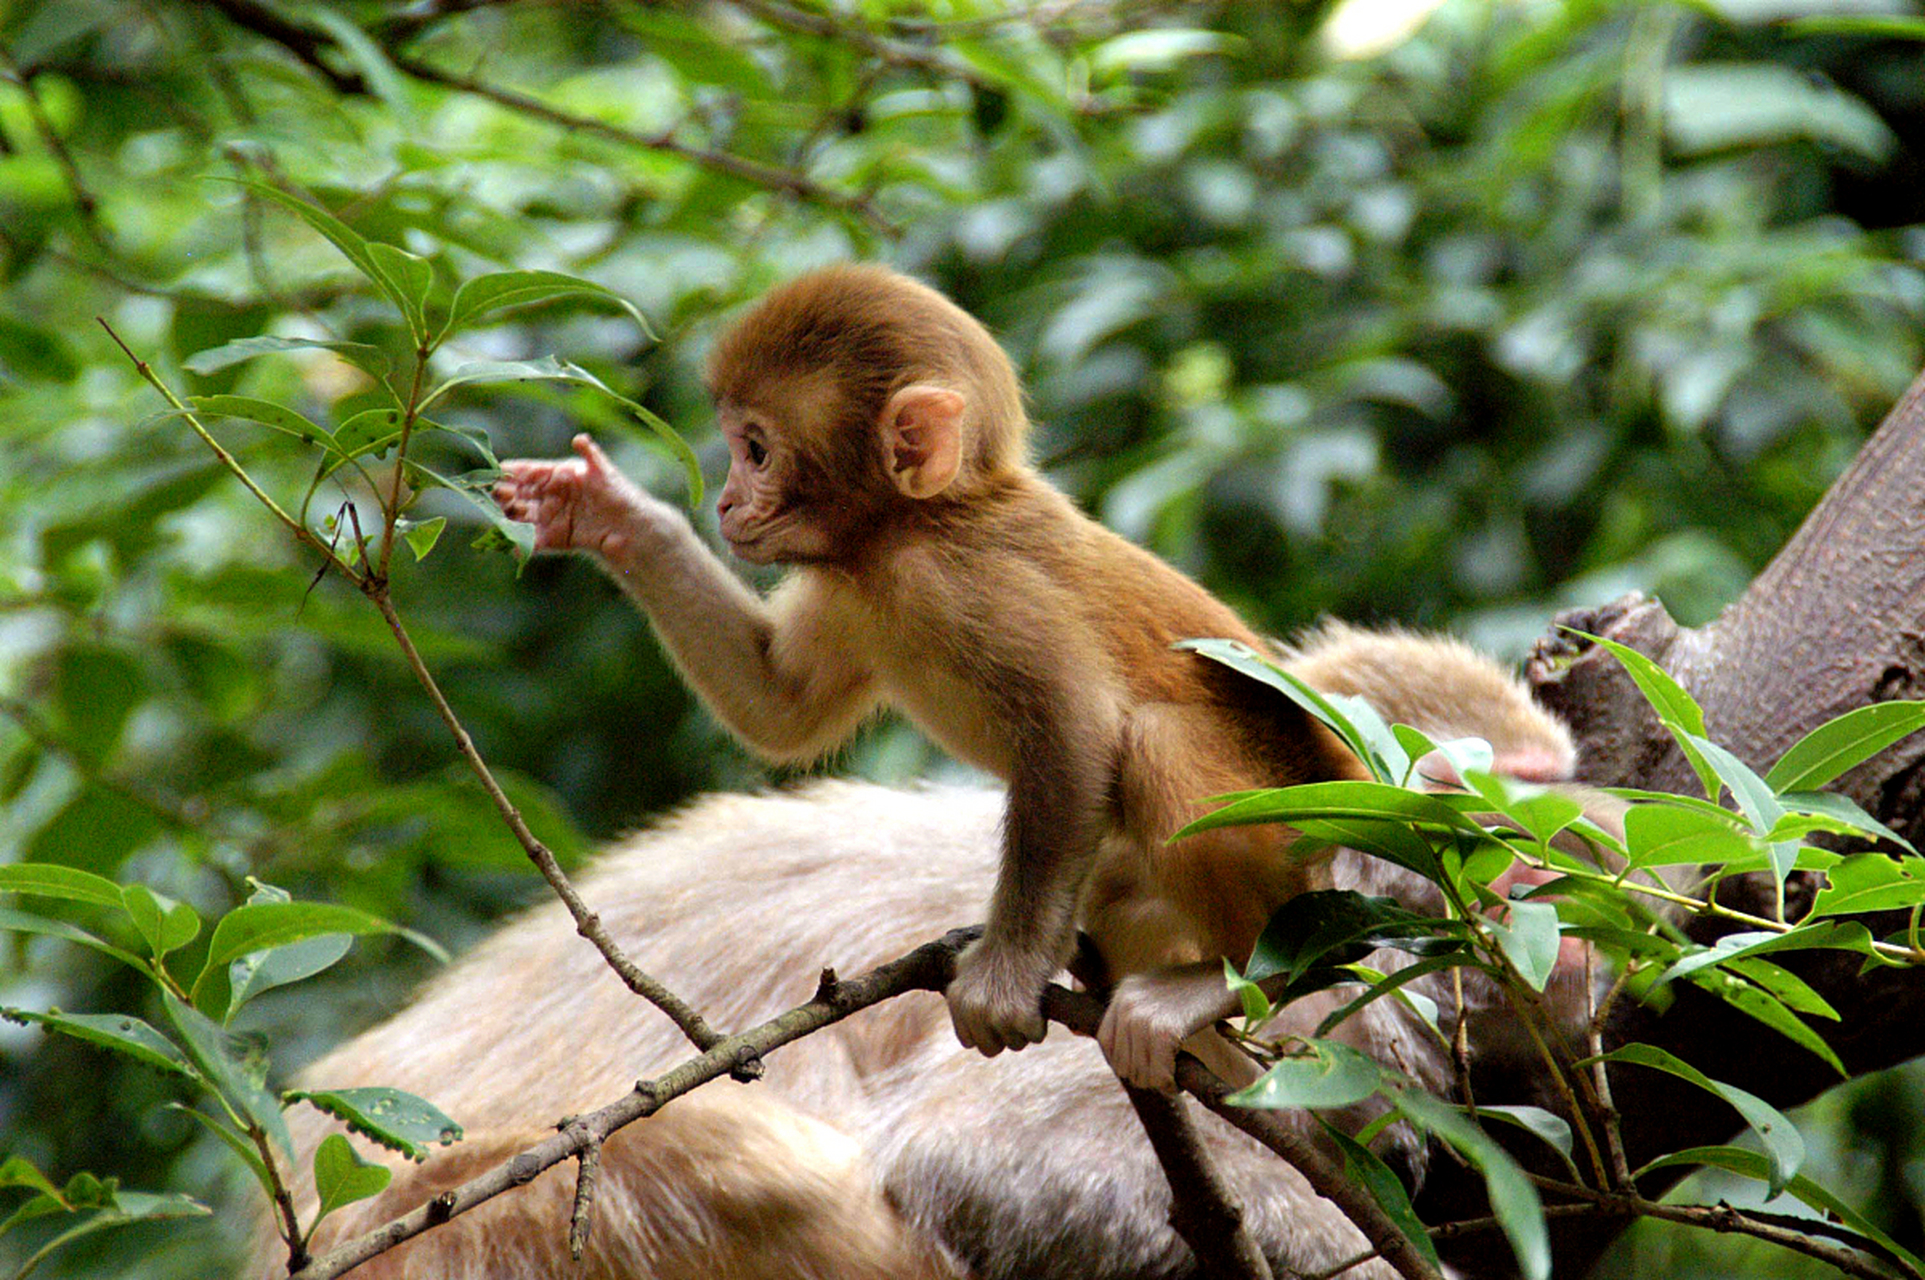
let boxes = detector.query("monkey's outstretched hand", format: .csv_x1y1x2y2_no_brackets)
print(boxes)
493,434,674,564
947,938,1053,1057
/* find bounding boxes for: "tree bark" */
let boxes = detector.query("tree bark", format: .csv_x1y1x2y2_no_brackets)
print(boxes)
1420,366,1925,1276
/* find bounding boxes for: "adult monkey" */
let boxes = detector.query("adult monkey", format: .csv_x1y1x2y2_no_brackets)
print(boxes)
266,630,1615,1280
494,263,1369,1091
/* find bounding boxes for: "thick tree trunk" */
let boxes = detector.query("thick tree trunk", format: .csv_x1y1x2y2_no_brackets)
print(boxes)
1420,367,1925,1276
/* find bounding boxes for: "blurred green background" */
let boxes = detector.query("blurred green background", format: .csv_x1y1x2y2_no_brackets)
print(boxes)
1,0,1922,1274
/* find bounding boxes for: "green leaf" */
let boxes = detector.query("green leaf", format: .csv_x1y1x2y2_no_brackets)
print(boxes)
401,516,447,561
1811,854,1925,917
290,1087,464,1162
1485,899,1560,992
1690,968,1845,1078
1786,15,1925,39
1682,733,1784,835
420,357,703,507
1246,890,1443,985
166,1102,268,1186
368,242,433,343
1776,790,1916,853
120,885,200,960
163,992,293,1160
54,644,143,766
1724,957,1838,1021
228,932,354,1018
439,269,653,345
312,1133,393,1226
1765,701,1925,793
332,406,408,462
0,906,146,970
1087,29,1243,77
1177,638,1404,782
1226,1038,1382,1109
1313,953,1466,1040
1658,924,1873,985
192,901,444,1013
183,395,339,451
0,863,123,908
1476,1106,1579,1181
1322,1123,1442,1274
1464,772,1583,846
181,335,390,380
1,1008,196,1078
1179,780,1485,839
1590,1043,1805,1195
1574,632,1721,801
1224,959,1271,1025
0,1156,65,1201
1390,1087,1548,1280
1640,1144,1925,1274
1623,803,1753,869
1294,816,1447,879
231,181,415,322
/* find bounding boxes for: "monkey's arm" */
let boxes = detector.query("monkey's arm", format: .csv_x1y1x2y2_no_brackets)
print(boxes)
497,436,877,761
948,685,1119,1057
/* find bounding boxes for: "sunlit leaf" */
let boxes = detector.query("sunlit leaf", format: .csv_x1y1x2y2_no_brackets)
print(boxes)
440,269,653,344
1226,1038,1382,1109
1810,854,1925,917
0,864,123,908
1485,898,1560,992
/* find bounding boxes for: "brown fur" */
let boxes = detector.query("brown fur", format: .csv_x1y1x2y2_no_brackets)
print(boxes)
262,632,1607,1279
495,264,1362,1079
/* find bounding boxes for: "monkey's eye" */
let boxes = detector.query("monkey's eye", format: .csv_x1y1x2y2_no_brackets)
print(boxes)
745,437,769,467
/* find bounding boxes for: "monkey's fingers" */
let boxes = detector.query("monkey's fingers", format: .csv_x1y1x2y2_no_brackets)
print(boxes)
571,433,617,476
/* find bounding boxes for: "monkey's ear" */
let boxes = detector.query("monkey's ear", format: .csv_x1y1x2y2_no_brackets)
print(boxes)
882,385,966,499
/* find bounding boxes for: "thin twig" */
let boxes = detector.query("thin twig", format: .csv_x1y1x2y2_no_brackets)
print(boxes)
197,0,366,93
562,1122,600,1261
286,928,976,1280
1532,1179,1922,1280
0,42,110,250
388,55,892,232
0,41,110,250
365,588,737,1066
720,0,996,89
100,319,359,579
1123,1085,1274,1279
1584,942,1635,1189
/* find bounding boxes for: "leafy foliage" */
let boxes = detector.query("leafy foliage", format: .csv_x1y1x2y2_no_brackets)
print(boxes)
1206,641,1925,1277
0,0,1920,1275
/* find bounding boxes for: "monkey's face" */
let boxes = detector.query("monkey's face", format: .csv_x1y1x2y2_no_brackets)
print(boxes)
714,403,849,565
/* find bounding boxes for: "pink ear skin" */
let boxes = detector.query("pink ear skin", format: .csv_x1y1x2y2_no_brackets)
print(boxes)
883,385,966,499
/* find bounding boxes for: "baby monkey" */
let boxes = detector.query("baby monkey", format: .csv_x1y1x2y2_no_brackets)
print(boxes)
495,264,1364,1090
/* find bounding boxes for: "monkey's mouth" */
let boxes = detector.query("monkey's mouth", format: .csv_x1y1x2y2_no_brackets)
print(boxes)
722,530,779,565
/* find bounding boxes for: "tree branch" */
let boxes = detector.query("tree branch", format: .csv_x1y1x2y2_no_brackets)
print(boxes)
286,928,973,1280
719,0,997,90
365,588,742,1072
387,55,893,232
289,934,1439,1280
1123,1085,1275,1280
